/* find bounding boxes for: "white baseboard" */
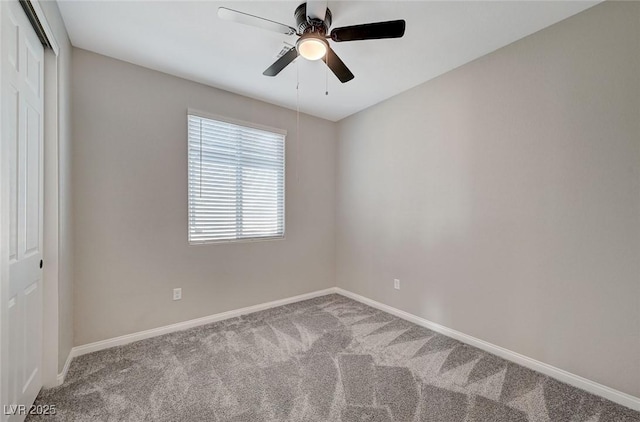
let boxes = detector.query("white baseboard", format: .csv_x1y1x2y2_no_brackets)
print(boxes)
56,350,74,385
66,287,338,362
59,285,639,412
336,287,640,412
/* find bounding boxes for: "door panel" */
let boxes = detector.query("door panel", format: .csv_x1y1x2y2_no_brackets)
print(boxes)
24,279,42,391
24,40,40,97
24,104,41,256
1,1,45,419
6,9,18,71
8,87,18,263
7,296,18,405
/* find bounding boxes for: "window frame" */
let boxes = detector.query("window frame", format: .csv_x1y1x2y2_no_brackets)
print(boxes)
186,108,286,245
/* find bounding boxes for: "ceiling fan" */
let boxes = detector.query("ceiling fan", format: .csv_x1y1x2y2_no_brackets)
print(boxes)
218,1,406,83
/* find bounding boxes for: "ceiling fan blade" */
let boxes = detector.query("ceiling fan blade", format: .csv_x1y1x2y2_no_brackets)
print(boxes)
322,47,354,83
305,0,327,22
218,7,297,36
330,19,406,42
263,47,299,77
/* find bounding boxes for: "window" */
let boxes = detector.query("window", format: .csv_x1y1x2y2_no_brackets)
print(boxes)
187,111,285,244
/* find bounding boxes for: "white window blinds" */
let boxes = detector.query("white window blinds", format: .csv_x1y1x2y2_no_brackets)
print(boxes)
188,113,285,244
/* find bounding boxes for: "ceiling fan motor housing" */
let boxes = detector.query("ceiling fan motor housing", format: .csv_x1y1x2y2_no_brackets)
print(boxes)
295,3,332,35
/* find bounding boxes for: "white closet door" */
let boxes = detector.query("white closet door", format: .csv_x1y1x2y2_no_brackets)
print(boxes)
1,0,45,419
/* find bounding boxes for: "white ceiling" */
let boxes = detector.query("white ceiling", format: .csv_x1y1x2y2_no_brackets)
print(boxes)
58,1,599,121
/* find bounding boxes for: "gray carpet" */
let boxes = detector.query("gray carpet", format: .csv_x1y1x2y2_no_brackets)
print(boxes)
29,294,639,421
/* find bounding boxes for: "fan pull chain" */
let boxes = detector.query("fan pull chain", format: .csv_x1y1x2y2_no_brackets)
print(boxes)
325,50,329,96
296,60,300,184
199,119,203,198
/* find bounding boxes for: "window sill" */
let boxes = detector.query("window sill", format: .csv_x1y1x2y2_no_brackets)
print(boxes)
188,235,285,246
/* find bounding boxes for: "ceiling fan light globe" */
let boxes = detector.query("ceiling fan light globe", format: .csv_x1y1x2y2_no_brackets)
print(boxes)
297,38,327,61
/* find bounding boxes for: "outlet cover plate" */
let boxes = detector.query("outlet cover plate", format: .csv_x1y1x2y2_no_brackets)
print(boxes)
173,288,182,300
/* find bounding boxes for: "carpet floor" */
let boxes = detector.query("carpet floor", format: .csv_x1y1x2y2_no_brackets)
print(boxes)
29,294,639,421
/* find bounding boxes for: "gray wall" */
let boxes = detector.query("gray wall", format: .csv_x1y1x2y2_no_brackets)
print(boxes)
336,1,640,397
38,0,74,374
72,49,337,345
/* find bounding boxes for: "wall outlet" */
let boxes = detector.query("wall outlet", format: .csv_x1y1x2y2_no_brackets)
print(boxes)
173,288,182,301
394,279,400,290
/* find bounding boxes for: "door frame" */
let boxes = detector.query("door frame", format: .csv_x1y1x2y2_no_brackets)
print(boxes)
0,0,60,416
